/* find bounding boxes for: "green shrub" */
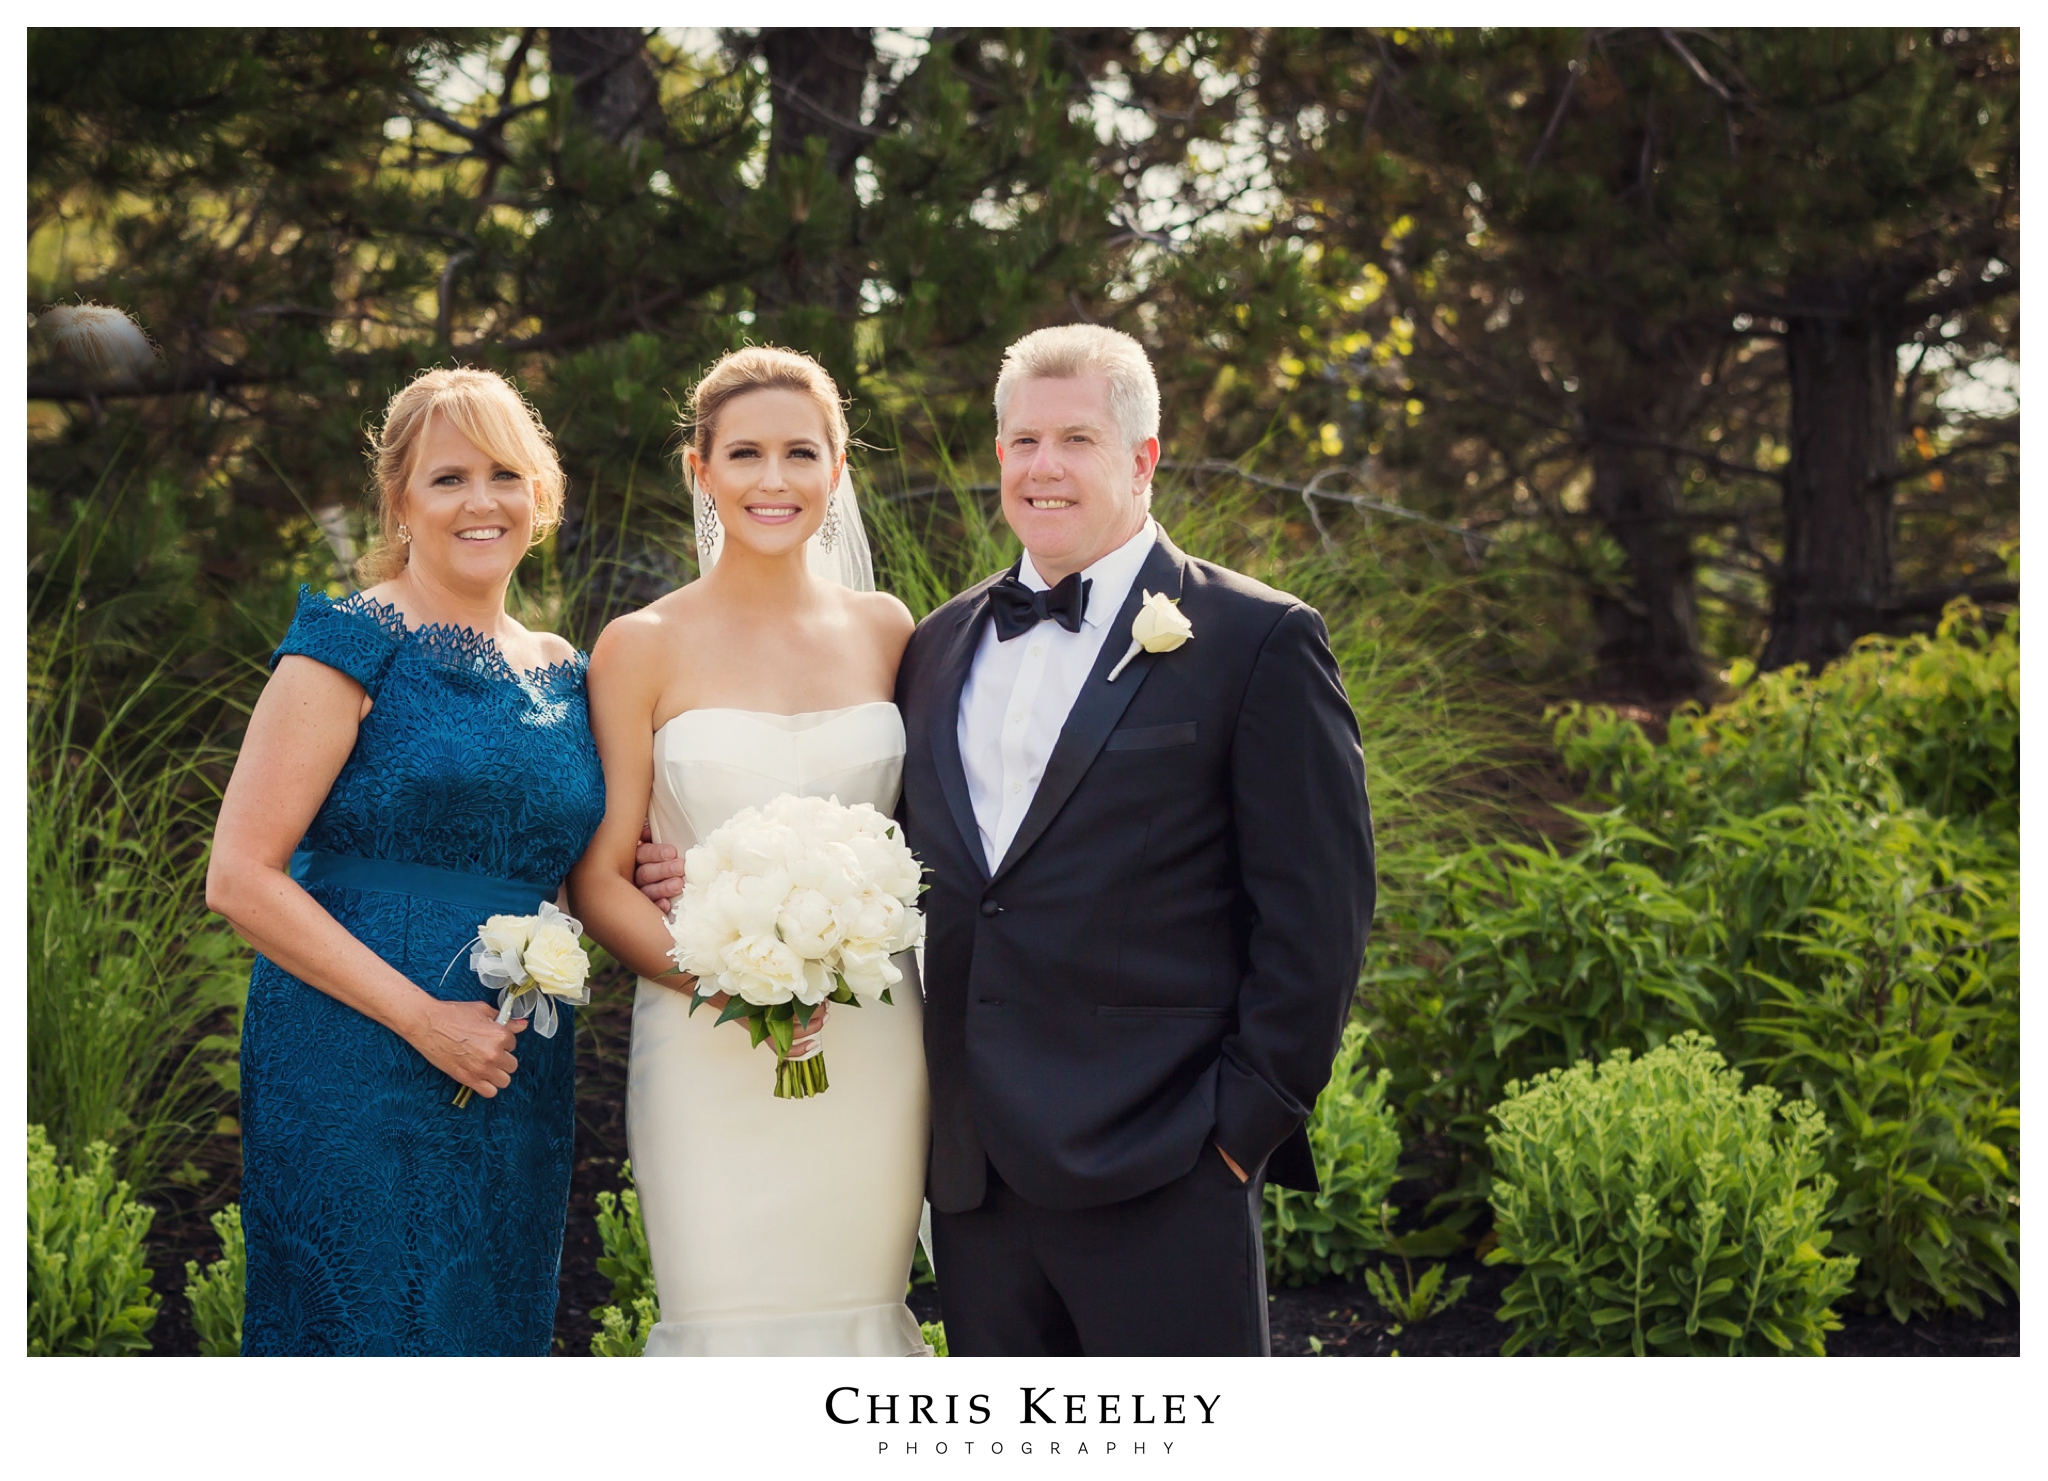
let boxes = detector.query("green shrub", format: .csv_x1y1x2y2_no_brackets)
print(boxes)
1555,600,2017,836
27,1124,161,1356
1744,849,2019,1321
1263,1021,1404,1285
1366,808,1735,1182
1486,1035,1856,1356
589,1161,655,1355
183,1203,245,1356
1367,620,2021,1324
921,1320,949,1357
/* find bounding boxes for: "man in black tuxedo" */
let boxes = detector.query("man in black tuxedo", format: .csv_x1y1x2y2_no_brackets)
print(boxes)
893,325,1375,1355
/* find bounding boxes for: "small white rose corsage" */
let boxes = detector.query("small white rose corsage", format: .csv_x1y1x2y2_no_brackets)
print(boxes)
443,900,592,1107
1106,590,1193,682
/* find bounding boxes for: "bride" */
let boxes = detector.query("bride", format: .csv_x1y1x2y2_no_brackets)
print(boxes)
571,346,930,1356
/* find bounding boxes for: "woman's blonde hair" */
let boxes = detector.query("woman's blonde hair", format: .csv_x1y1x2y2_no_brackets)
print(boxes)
684,345,849,472
355,367,566,584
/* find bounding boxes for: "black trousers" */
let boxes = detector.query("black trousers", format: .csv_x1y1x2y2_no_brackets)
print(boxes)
931,1148,1271,1356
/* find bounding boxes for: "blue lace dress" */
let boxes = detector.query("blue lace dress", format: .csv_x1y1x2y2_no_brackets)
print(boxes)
239,588,606,1356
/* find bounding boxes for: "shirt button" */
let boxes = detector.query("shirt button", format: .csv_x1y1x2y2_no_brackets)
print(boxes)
1010,781,1023,794
1010,711,1024,724
1029,643,1044,657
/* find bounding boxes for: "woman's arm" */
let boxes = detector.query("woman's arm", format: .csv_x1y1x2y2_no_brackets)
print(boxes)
569,618,698,991
206,655,527,1100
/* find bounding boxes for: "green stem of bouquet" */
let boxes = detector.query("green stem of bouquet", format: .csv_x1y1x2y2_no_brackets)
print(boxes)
775,1054,831,1100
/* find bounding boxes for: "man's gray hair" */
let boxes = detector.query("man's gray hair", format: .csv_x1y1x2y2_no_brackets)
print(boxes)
994,324,1161,449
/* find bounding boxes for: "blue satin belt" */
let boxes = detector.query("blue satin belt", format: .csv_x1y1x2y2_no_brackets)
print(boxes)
289,849,557,917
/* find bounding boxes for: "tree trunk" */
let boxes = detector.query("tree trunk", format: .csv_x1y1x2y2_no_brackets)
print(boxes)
1584,435,1709,699
547,28,681,639
549,28,659,147
1573,327,1717,701
762,28,875,180
1759,280,1899,673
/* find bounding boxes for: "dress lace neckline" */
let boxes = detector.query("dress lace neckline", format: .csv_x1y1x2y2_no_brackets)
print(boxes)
320,587,587,686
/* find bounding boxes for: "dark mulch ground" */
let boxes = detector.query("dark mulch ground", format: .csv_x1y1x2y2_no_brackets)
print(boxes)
1259,1252,2018,1357
140,975,2018,1359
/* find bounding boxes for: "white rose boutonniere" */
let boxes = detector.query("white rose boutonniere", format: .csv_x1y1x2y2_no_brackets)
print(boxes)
1107,590,1193,682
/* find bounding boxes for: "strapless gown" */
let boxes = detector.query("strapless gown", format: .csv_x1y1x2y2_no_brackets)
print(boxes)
628,703,932,1356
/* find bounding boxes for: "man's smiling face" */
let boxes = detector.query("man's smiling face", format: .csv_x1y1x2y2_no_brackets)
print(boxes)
996,373,1159,585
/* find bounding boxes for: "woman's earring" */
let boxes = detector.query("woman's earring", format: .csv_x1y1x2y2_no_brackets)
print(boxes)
817,501,842,553
397,523,411,544
696,498,720,559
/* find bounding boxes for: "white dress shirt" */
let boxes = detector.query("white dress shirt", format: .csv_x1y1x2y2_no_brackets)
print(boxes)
957,518,1161,871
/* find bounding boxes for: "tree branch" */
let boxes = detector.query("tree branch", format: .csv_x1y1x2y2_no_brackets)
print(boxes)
30,360,300,401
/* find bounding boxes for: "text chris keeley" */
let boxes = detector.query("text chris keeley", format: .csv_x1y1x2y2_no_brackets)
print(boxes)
826,1389,1221,1428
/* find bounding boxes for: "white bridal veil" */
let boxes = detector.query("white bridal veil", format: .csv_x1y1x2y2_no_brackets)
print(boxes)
691,465,877,591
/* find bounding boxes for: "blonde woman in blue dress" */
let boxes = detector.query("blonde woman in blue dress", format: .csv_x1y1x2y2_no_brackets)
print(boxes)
572,346,931,1356
209,369,605,1354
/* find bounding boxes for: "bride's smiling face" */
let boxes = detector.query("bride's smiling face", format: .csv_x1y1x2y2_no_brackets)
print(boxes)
689,388,845,562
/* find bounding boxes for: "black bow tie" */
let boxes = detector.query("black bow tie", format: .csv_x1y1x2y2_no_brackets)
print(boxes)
990,570,1091,642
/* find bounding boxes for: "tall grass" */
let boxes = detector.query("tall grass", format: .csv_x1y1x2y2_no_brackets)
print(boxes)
861,466,1540,902
29,479,254,1197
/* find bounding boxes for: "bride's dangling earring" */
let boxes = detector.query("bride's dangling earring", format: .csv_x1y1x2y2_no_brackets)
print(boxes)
817,500,842,554
696,495,720,562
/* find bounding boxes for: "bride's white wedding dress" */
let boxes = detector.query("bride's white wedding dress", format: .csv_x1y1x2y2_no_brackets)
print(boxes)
627,702,932,1356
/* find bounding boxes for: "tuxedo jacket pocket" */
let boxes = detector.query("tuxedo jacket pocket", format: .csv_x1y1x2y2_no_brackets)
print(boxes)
1096,1003,1231,1019
1103,721,1198,752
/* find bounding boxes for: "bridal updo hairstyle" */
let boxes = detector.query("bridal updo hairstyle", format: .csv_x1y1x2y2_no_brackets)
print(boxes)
356,367,566,584
685,345,849,470
993,324,1161,450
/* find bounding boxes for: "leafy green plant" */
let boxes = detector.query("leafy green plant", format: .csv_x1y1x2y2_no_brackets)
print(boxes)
921,1321,949,1357
1369,610,2021,1323
590,1296,659,1358
1363,1256,1471,1331
1263,1021,1404,1286
1486,1035,1856,1356
589,1161,655,1355
1368,809,1734,1179
1744,855,2019,1321
1555,600,2018,837
28,1124,161,1356
183,1203,246,1357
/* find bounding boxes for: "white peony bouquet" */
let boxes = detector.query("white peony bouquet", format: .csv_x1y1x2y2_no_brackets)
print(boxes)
444,900,593,1108
666,793,926,1099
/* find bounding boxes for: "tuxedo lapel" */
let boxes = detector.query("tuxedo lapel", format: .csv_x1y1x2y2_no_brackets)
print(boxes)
929,578,1002,879
991,533,1187,884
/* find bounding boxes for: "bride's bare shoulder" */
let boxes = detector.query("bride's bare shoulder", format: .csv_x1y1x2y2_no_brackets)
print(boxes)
843,587,915,644
589,587,698,677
